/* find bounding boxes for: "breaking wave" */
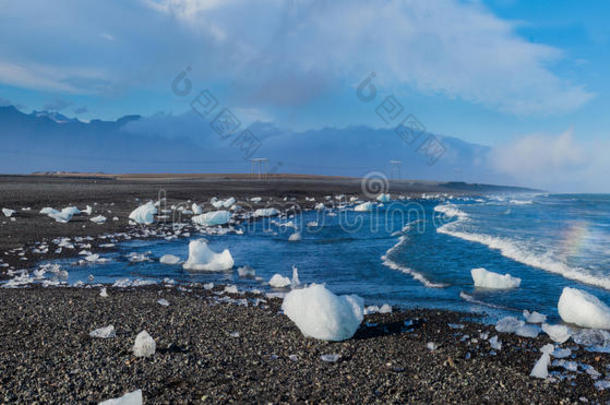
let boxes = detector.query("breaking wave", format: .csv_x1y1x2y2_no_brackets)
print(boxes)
435,204,610,291
381,235,448,288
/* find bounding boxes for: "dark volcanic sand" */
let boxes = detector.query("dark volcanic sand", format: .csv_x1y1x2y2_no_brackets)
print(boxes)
0,175,606,403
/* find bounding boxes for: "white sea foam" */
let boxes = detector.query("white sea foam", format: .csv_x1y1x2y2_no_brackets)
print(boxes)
381,236,447,288
459,291,509,310
435,204,610,290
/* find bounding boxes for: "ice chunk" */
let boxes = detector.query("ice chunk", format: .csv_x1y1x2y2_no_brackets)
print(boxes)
48,208,74,223
250,197,262,203
595,380,610,391
182,239,234,271
558,287,610,330
83,205,93,215
224,285,238,294
40,207,59,215
2,208,15,217
62,206,80,216
191,203,203,215
314,203,325,210
132,330,156,357
159,254,180,265
90,215,107,224
354,202,373,212
99,389,142,405
192,210,231,226
551,348,571,359
515,324,540,338
376,193,391,203
203,282,214,290
379,304,392,314
530,344,554,379
426,342,438,351
495,316,525,333
541,323,571,344
572,328,610,347
269,274,291,288
489,335,502,351
320,354,340,362
291,265,300,287
157,298,170,307
288,232,301,241
128,202,157,225
100,287,108,297
281,284,364,341
471,267,521,289
89,325,116,338
523,310,547,324
237,266,256,278
253,208,279,217
222,197,236,208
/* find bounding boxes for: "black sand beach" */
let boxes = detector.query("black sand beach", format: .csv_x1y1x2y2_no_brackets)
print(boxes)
0,175,606,403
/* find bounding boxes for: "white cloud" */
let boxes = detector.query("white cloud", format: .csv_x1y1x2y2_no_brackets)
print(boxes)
491,129,610,192
142,0,593,114
0,0,593,115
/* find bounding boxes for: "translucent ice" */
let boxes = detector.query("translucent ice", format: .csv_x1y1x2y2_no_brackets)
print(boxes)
471,268,521,289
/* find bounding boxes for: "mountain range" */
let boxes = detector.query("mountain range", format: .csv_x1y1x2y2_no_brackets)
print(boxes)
0,105,515,186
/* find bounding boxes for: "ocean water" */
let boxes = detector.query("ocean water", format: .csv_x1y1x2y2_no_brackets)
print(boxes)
45,193,610,324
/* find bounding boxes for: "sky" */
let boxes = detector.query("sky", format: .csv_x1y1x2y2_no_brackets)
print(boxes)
0,0,609,191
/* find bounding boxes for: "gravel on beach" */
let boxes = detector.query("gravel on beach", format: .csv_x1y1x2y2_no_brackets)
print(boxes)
1,286,608,404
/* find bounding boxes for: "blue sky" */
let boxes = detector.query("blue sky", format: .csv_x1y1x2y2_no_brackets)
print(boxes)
1,0,609,190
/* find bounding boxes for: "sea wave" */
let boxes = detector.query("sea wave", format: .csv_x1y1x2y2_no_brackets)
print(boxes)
435,203,610,290
381,235,448,288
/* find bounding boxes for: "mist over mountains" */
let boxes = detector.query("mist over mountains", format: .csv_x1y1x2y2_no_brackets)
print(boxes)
0,105,514,185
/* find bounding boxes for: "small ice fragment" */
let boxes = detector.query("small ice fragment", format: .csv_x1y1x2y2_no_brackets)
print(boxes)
320,354,340,362
595,380,610,391
448,323,465,330
237,266,255,278
157,298,170,307
551,348,571,359
489,335,502,351
203,282,214,290
89,325,116,339
427,342,438,351
253,208,279,217
129,202,157,225
288,232,301,241
90,215,107,224
354,202,373,212
523,310,547,324
541,323,572,344
289,354,298,362
2,208,15,217
471,268,521,289
159,254,180,265
558,287,610,330
376,193,391,203
269,274,291,288
379,304,392,314
224,285,238,294
515,324,540,338
98,389,143,405
100,287,108,297
192,203,203,215
495,316,525,333
192,210,231,226
291,265,300,288
132,330,156,357
83,205,93,215
230,331,240,338
530,344,554,379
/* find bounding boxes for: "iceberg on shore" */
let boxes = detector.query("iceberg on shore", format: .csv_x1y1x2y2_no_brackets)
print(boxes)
558,287,610,329
471,268,521,289
129,202,157,225
281,284,364,341
183,239,234,271
192,210,231,226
